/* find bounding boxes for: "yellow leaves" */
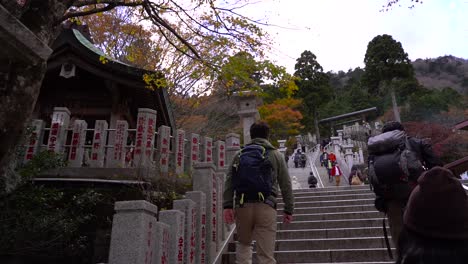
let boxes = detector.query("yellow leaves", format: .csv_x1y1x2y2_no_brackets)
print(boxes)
99,56,109,64
143,73,167,91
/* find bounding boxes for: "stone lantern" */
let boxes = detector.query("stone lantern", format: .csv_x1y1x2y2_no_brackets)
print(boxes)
233,91,261,144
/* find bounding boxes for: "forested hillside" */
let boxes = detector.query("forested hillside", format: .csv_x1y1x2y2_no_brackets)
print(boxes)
413,55,468,95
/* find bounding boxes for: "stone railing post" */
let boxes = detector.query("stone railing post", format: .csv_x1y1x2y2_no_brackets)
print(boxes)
134,108,157,168
108,200,169,264
331,136,341,156
337,129,344,144
344,145,354,169
173,199,196,264
225,133,240,166
213,140,226,244
24,119,44,162
47,107,70,154
89,120,108,167
106,120,128,168
202,137,213,163
157,125,171,176
192,162,217,263
159,210,185,264
359,148,364,164
186,133,200,174
174,129,186,176
185,191,207,264
68,120,87,167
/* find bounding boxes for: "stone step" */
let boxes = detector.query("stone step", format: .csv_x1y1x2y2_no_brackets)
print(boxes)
280,262,393,264
288,189,374,198
276,227,389,240
222,248,394,263
276,218,384,230
278,198,375,208
292,186,370,193
277,211,382,222
278,193,375,203
291,204,375,214
229,237,387,251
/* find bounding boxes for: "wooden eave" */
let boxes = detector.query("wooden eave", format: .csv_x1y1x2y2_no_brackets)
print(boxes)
44,29,175,130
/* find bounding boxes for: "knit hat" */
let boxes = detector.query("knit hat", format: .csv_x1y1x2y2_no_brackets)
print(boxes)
403,166,468,240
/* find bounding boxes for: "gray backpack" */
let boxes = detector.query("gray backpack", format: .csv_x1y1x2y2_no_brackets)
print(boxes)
368,130,425,199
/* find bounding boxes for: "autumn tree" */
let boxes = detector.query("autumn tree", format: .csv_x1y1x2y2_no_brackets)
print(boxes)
293,50,332,140
0,0,271,186
259,98,303,145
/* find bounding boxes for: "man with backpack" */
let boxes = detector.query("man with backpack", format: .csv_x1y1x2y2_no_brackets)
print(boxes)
223,122,294,264
367,121,441,254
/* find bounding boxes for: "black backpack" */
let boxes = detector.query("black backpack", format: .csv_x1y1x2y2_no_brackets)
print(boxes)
368,131,425,200
232,144,273,202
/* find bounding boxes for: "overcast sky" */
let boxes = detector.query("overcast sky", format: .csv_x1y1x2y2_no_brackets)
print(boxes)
241,0,468,73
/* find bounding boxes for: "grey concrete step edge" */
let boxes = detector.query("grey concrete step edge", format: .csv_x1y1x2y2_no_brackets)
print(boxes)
281,204,375,211
278,198,375,206
292,186,370,192
277,211,381,218
276,217,385,224
290,188,372,195
276,227,387,233
278,193,375,202
284,190,375,198
283,192,375,198
234,236,389,243
282,262,394,264
223,247,396,253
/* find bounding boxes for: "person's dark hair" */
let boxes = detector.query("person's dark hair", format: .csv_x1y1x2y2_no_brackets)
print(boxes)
382,121,405,133
250,121,269,139
397,227,468,264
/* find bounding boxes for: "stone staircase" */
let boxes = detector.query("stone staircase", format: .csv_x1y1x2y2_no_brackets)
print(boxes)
222,185,394,263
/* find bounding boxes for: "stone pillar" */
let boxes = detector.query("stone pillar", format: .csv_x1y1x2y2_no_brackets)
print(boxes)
337,129,343,144
185,191,207,264
24,119,45,162
213,140,226,170
216,171,226,243
68,120,87,167
107,120,128,168
174,129,186,176
157,125,171,176
192,162,217,263
47,107,70,154
159,210,185,264
108,200,166,264
202,137,213,163
234,91,260,144
295,135,302,151
277,139,287,156
330,136,341,156
225,133,240,167
343,145,354,168
134,108,157,168
358,148,364,164
186,133,200,173
89,120,108,168
173,199,196,264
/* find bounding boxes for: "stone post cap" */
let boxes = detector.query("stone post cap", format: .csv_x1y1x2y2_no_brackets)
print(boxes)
52,107,71,115
174,198,196,207
226,133,240,138
137,108,157,115
114,200,158,215
193,162,217,170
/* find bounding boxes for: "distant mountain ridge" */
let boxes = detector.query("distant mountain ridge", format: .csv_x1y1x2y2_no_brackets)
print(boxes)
413,55,468,95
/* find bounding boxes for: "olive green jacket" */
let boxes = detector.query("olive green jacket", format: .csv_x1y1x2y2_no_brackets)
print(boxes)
222,138,294,215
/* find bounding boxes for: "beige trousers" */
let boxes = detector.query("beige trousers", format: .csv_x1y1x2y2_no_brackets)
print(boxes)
235,203,277,264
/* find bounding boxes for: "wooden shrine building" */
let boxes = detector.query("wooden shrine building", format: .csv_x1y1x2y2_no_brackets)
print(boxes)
33,25,175,131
